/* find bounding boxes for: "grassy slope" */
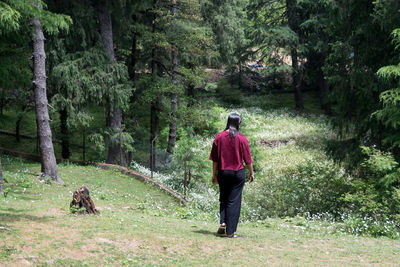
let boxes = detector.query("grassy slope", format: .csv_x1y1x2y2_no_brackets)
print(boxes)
1,157,400,266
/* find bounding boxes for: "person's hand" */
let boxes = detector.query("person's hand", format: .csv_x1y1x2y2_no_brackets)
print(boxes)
249,173,255,183
212,174,218,185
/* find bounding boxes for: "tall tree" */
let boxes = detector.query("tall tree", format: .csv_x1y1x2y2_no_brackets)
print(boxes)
97,0,125,165
167,0,178,154
1,1,70,181
247,0,303,109
297,0,333,114
286,0,303,110
324,0,400,148
375,28,400,148
0,157,3,195
149,0,159,171
32,2,62,182
201,0,249,69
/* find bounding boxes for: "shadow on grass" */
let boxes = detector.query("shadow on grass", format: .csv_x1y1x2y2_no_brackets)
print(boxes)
0,207,52,224
193,229,219,236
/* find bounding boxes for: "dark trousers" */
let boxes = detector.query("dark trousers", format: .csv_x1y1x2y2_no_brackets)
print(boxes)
217,168,245,234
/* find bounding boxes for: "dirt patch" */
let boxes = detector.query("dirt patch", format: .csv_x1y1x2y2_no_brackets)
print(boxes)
121,238,141,250
15,256,33,266
258,139,292,148
34,208,66,217
95,237,114,244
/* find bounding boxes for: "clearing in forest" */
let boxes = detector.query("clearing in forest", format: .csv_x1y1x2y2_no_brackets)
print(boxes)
1,156,400,266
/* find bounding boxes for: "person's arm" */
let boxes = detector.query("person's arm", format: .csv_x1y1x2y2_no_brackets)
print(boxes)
246,163,254,182
212,162,218,185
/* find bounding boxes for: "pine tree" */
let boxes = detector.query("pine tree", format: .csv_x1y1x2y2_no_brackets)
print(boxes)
96,0,126,165
324,0,400,148
2,0,71,182
247,0,303,110
32,2,62,182
297,0,333,114
375,28,400,148
0,157,3,195
167,0,178,154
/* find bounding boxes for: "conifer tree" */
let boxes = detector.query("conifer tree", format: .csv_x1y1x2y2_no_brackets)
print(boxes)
297,0,332,114
286,0,303,110
32,2,63,182
97,0,125,165
374,28,400,148
248,0,303,110
0,157,3,195
2,1,70,182
167,0,178,154
324,0,400,147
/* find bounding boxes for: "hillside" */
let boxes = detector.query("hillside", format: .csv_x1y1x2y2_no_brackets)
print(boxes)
1,156,400,266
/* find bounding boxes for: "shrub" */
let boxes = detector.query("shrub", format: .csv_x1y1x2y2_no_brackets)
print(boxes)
342,146,400,218
340,213,400,238
244,159,350,219
215,78,243,105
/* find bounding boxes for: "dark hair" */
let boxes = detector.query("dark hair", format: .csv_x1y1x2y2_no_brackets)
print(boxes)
225,113,241,138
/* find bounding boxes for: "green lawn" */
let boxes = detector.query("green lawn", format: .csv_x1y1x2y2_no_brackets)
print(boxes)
1,157,399,266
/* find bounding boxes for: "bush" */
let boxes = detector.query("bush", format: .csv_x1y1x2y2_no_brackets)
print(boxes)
340,213,400,238
342,146,400,218
244,159,350,219
215,78,243,105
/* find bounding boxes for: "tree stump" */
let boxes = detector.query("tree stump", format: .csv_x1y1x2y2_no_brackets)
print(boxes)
70,186,99,214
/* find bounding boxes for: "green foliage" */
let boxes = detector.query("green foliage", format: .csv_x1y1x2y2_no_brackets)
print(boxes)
1,0,71,35
69,204,85,214
105,129,135,154
51,47,132,109
251,159,349,218
88,133,106,156
341,213,400,238
324,0,400,148
136,76,177,104
215,78,243,105
374,29,400,148
0,2,21,34
201,0,250,67
342,146,400,217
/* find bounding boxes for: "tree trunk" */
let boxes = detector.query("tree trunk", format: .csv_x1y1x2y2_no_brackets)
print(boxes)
60,108,70,159
16,105,28,142
150,103,159,171
97,0,116,62
97,0,125,165
32,10,62,183
106,105,123,164
0,90,4,115
82,128,86,162
150,0,159,171
167,0,178,154
291,48,303,111
0,157,3,195
16,114,22,143
317,54,331,115
286,0,303,111
128,14,137,81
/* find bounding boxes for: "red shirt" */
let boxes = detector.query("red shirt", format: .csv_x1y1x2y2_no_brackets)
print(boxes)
209,130,252,171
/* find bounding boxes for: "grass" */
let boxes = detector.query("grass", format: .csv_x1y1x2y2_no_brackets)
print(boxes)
1,92,400,264
1,156,400,266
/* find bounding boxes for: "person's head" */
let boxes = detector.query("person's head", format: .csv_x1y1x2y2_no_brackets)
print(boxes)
225,113,241,138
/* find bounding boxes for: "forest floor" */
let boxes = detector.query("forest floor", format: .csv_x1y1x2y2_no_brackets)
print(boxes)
1,157,400,266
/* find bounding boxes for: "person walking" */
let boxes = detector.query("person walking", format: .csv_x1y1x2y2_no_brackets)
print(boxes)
210,113,254,238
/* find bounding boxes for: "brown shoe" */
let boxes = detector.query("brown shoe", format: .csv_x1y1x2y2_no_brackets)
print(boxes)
222,233,245,238
217,224,226,235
